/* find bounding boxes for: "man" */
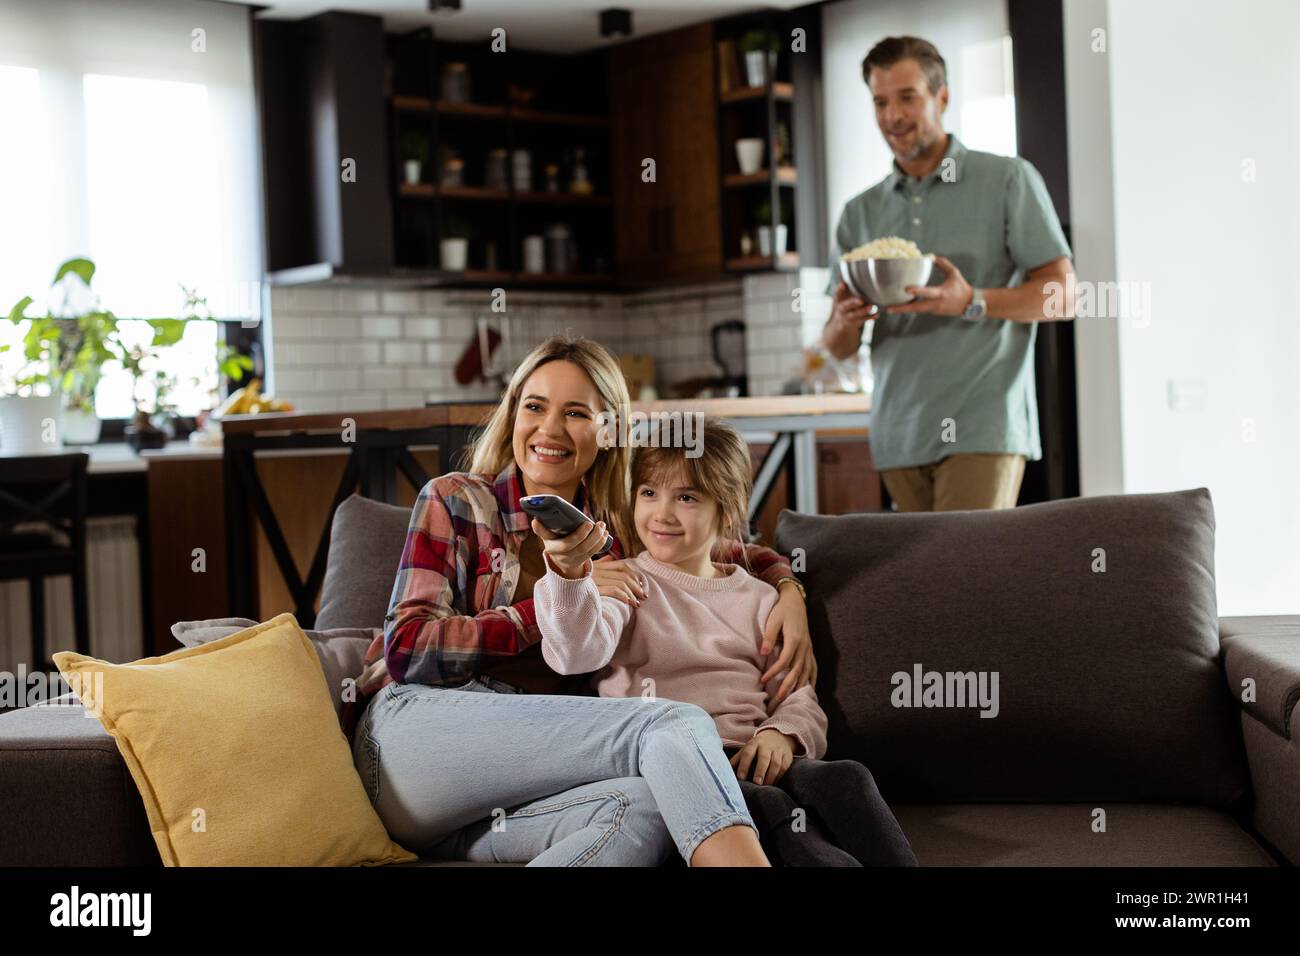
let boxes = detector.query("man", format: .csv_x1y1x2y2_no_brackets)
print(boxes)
822,36,1075,512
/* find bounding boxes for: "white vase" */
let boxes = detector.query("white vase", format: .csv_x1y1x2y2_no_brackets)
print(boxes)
404,159,423,185
0,394,64,454
61,405,102,445
757,224,789,258
744,50,779,87
735,138,765,175
440,238,468,271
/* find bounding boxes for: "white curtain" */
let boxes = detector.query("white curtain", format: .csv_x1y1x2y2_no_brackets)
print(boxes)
0,0,264,322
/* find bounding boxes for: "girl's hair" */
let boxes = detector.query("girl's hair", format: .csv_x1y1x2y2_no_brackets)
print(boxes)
465,334,635,549
628,415,752,562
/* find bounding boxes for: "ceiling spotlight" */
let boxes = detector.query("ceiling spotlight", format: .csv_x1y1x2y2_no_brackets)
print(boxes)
600,8,632,38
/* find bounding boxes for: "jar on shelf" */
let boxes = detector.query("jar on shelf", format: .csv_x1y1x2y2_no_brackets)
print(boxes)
440,157,464,189
485,149,508,191
544,163,560,193
441,62,470,103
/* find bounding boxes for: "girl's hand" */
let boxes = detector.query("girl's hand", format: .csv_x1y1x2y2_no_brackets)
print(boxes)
731,729,797,786
589,558,647,607
532,517,609,580
760,584,818,705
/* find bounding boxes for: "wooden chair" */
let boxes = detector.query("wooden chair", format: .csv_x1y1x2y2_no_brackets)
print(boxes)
0,453,91,669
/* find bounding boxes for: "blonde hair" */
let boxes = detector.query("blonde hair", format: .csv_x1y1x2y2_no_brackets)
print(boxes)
465,334,634,549
628,416,752,563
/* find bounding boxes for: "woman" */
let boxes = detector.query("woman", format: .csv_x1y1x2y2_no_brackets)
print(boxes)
347,335,818,866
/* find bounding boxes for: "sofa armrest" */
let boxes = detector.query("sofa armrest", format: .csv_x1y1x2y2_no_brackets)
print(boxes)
1221,615,1300,865
0,699,160,866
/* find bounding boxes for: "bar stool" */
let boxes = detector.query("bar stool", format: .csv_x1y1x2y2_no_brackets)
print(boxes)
0,452,91,669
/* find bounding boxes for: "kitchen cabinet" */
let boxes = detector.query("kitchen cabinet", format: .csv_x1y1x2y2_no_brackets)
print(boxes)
609,24,723,284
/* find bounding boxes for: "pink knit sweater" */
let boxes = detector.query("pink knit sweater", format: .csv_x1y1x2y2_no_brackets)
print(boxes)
534,549,828,759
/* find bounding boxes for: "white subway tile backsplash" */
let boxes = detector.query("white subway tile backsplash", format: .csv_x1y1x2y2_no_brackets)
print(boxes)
362,366,404,391
425,342,462,363
319,315,361,338
271,277,804,414
335,289,380,312
404,317,442,340
277,288,337,313
383,341,424,365
380,290,422,313
361,314,401,339
384,391,426,409
270,313,318,338
276,341,336,366
341,391,384,411
339,341,382,365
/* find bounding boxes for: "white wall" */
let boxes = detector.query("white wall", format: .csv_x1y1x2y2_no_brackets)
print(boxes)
1065,0,1300,615
821,0,1011,223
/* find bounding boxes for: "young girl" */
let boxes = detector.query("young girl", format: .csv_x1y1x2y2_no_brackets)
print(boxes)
533,416,917,866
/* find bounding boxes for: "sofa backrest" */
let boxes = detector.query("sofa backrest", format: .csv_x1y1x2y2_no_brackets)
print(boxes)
315,494,411,631
775,488,1248,806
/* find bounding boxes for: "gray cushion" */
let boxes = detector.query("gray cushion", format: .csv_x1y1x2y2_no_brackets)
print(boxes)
314,494,411,631
171,617,374,717
775,488,1249,806
891,804,1276,866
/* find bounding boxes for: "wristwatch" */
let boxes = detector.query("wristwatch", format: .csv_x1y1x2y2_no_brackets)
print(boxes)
961,288,987,321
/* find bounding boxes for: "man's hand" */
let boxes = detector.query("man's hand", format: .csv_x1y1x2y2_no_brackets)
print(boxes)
885,254,974,316
831,281,878,329
730,729,798,786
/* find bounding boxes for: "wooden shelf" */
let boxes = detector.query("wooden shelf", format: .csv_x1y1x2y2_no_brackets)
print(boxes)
515,191,609,206
435,185,510,200
725,252,800,272
724,166,797,188
510,107,609,128
389,96,608,129
397,184,609,206
435,99,507,119
720,82,794,104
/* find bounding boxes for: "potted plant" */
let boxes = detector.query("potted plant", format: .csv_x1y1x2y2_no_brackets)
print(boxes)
439,212,470,272
738,28,780,87
4,258,118,450
400,131,429,186
754,199,788,258
119,318,187,452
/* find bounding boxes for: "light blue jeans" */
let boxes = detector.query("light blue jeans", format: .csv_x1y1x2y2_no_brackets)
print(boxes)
352,677,757,866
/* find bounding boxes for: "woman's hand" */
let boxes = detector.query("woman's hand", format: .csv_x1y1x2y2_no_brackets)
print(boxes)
590,557,647,607
731,729,797,786
760,583,817,704
532,517,609,580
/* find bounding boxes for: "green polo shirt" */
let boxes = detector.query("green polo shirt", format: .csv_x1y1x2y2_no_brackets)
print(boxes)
826,133,1071,471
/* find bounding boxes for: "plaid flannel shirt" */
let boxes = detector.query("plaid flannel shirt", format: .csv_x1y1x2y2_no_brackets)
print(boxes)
341,461,795,740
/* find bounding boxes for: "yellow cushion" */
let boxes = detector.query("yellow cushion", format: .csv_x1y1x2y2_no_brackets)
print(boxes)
53,612,417,867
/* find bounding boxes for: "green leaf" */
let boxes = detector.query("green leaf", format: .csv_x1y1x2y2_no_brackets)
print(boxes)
52,257,96,286
147,318,187,348
7,296,33,324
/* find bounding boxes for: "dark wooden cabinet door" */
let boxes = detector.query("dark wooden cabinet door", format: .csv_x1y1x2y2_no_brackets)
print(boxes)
609,24,721,284
655,25,722,280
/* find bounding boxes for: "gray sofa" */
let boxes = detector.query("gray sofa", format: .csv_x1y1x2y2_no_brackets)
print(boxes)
1,487,1296,866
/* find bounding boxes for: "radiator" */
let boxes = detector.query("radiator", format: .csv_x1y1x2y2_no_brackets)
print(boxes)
0,515,144,671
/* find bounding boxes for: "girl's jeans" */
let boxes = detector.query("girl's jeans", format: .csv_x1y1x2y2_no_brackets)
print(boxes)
352,678,757,866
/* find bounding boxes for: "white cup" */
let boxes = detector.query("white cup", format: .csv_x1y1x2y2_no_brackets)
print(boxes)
735,138,765,175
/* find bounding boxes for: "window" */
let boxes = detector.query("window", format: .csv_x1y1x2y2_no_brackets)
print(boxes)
0,0,263,420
